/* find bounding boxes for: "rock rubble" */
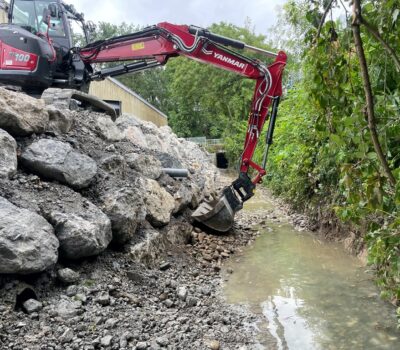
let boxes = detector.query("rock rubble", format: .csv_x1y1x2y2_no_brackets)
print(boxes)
0,89,217,273
0,90,266,349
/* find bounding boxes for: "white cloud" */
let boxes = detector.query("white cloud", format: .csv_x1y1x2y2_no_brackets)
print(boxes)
68,0,286,35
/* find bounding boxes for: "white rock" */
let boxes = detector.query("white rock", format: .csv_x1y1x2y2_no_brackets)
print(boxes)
177,286,188,301
95,115,123,142
23,299,43,314
0,197,59,274
0,129,17,179
143,178,175,227
0,87,49,136
125,152,162,180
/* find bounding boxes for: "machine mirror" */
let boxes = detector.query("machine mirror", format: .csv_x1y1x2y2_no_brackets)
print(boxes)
86,21,97,34
48,3,59,18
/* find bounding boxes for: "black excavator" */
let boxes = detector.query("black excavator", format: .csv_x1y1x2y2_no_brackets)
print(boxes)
0,0,287,232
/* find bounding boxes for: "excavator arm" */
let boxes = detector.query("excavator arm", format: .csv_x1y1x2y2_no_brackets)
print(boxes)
79,22,287,232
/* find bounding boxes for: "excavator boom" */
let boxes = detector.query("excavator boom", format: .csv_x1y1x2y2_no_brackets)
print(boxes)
78,22,287,232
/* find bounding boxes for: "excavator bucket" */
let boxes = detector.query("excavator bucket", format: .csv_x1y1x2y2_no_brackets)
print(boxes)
192,174,256,232
192,187,242,232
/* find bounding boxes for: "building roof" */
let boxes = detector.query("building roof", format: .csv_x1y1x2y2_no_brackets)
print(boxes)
107,77,168,120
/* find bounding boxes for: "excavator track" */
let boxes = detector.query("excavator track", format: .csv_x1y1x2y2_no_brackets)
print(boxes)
41,88,118,121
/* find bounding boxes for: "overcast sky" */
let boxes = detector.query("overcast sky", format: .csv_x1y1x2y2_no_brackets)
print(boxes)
68,0,287,35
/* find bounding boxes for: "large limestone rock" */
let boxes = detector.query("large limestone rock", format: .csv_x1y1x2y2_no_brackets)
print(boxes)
0,197,59,274
0,129,17,179
130,221,192,266
100,186,146,244
95,115,123,142
47,199,112,259
116,115,148,148
173,183,196,213
0,88,49,136
21,139,97,189
46,106,74,134
144,179,175,227
125,152,162,180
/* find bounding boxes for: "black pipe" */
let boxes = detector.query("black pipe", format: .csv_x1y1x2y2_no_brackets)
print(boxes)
266,96,280,145
188,26,245,50
262,97,280,169
162,168,189,178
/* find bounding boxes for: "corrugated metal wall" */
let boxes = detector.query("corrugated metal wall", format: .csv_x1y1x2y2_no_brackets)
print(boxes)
89,77,168,127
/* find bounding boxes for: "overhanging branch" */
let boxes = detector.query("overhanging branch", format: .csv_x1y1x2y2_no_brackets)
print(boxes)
352,0,396,188
360,17,400,72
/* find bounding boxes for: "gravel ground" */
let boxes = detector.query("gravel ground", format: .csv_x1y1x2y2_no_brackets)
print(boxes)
0,174,279,350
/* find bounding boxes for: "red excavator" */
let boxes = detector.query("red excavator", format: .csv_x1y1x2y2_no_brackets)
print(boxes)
0,0,287,232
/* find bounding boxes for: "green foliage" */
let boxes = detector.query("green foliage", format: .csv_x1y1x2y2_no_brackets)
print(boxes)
90,22,140,42
165,21,275,138
259,0,400,314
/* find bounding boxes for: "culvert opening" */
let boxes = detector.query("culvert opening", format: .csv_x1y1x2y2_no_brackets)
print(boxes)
15,287,38,312
216,152,228,169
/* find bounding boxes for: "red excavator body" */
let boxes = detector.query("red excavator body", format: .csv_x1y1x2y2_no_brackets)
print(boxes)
0,0,287,232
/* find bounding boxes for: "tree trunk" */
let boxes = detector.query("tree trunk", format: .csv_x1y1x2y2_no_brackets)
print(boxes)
351,0,396,187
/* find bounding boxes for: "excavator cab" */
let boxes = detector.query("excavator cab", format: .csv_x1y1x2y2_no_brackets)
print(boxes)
0,0,91,93
9,0,71,48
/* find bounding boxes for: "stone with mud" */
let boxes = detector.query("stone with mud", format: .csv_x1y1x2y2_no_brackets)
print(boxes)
46,105,74,134
99,154,126,176
60,327,74,344
0,129,17,179
172,183,195,213
96,291,110,306
125,152,162,180
95,114,123,142
100,185,146,244
0,197,59,274
55,299,83,318
23,299,43,314
116,114,148,148
57,268,80,284
0,87,49,136
21,139,97,189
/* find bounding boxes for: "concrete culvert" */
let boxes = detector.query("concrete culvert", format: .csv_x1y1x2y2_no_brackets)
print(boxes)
14,285,38,312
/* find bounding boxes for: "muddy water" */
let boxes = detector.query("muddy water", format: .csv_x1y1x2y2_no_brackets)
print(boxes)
223,197,399,349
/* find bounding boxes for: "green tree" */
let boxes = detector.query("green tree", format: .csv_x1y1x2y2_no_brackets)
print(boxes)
257,0,400,315
164,21,277,138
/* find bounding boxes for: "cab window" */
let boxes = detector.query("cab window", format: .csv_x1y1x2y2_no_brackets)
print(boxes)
13,0,65,37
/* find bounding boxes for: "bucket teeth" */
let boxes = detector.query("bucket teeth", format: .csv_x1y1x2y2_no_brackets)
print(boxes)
191,187,242,232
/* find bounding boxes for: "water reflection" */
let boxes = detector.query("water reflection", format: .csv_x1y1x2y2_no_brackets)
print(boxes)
224,224,399,349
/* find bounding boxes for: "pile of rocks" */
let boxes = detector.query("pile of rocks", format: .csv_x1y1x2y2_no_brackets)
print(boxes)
0,88,271,349
0,87,217,274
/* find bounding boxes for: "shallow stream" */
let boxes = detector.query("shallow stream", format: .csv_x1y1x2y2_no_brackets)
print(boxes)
223,195,399,349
